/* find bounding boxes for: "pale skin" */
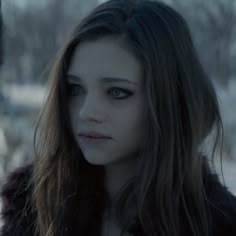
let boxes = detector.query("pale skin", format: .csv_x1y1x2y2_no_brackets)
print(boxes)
67,37,146,233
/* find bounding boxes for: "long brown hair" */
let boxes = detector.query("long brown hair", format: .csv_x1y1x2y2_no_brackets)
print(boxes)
32,0,223,235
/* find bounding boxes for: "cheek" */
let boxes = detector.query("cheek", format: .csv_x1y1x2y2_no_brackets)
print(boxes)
68,105,78,134
130,104,147,138
118,105,146,133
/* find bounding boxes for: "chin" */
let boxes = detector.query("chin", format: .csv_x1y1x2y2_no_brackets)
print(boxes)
84,157,112,166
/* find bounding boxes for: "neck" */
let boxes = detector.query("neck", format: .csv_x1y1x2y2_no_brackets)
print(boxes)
104,156,138,210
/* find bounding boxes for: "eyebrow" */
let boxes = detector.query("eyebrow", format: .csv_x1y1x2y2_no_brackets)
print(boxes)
66,74,138,85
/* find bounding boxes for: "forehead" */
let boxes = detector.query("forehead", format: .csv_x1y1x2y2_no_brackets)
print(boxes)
67,38,142,83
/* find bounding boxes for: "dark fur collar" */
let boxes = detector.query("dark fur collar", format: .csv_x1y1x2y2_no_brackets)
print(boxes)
0,164,35,236
1,163,236,236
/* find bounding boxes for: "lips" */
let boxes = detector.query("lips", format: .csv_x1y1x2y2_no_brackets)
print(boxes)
78,131,111,139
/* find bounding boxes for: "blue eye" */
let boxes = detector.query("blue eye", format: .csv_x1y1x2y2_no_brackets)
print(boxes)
67,83,133,99
108,87,133,99
68,84,83,97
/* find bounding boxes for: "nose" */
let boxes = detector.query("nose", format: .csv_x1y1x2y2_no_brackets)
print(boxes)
78,95,106,122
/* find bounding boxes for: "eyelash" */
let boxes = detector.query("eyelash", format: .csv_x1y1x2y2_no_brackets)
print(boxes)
67,83,133,100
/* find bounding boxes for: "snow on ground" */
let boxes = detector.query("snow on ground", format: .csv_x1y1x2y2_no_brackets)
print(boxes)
214,158,236,195
1,84,48,108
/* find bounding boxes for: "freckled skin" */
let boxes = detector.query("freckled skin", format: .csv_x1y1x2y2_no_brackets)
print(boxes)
68,38,147,167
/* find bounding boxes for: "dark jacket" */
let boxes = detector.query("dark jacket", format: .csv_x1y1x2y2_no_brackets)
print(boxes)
1,163,236,236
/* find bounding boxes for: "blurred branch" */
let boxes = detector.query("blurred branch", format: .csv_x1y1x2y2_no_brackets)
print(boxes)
2,0,98,83
168,0,236,85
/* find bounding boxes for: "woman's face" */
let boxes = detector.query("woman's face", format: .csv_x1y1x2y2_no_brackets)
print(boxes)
67,37,147,166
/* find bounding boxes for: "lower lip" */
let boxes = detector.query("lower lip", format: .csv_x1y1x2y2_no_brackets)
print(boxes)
78,135,112,144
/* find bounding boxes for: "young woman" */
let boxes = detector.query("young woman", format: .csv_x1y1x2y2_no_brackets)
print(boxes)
1,0,236,235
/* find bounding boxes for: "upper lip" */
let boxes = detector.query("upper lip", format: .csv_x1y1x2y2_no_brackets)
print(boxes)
78,131,111,138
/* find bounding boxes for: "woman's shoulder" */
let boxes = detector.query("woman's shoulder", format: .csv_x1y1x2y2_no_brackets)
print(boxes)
205,171,236,236
1,163,236,236
0,163,36,236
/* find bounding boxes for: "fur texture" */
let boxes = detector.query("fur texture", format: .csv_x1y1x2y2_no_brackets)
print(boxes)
0,163,236,236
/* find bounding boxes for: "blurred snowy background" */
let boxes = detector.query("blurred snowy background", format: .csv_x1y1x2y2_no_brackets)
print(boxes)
0,0,235,195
